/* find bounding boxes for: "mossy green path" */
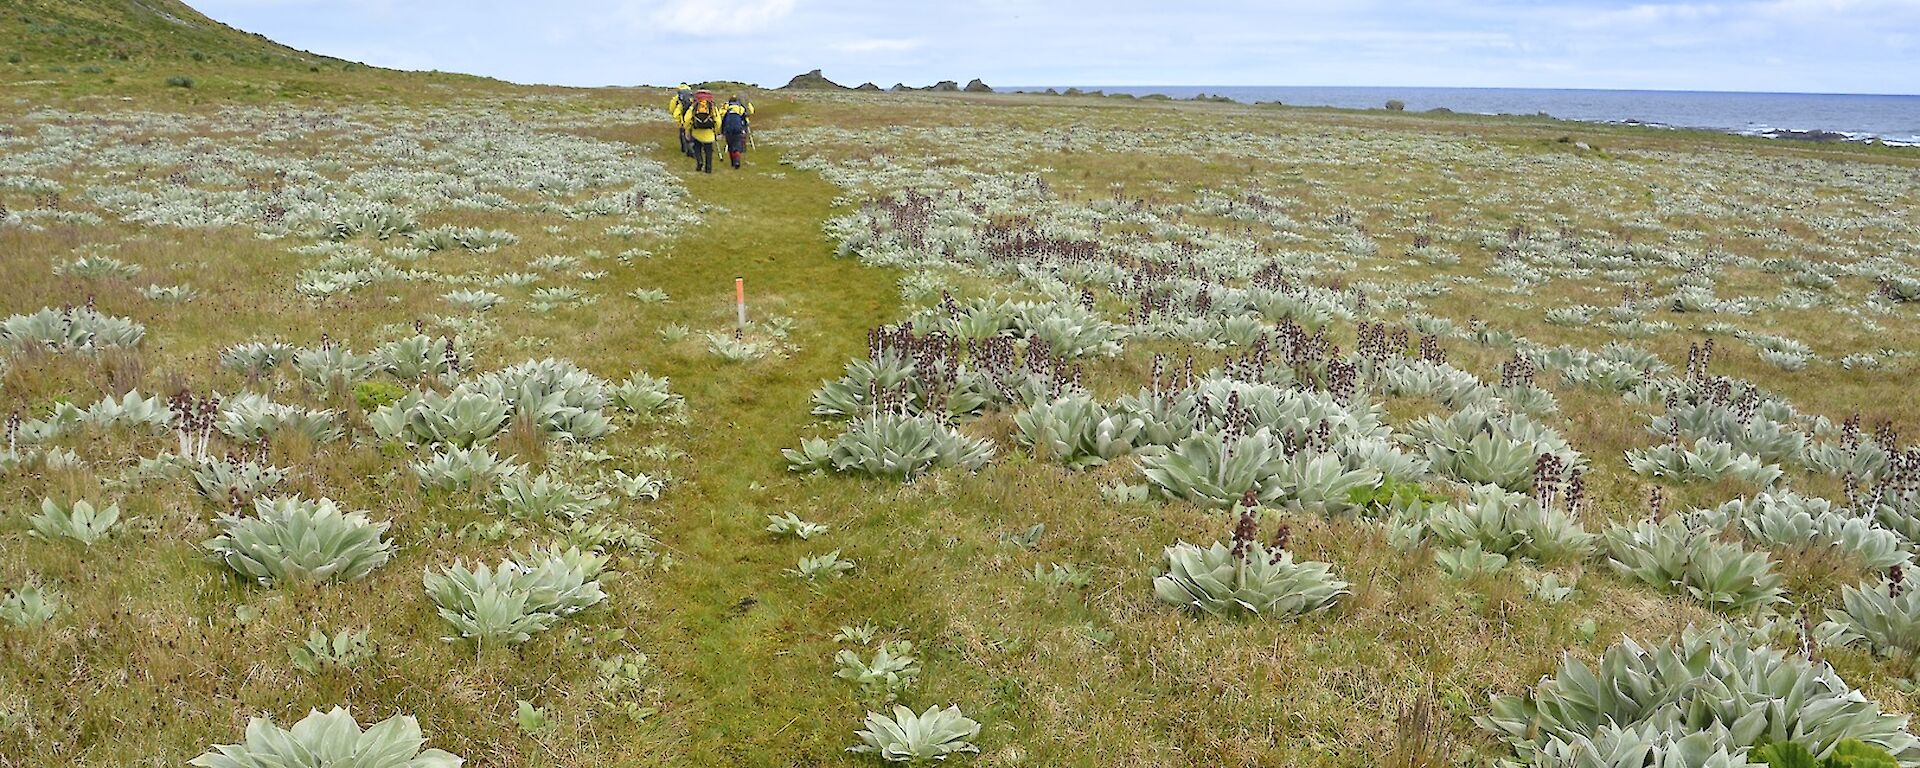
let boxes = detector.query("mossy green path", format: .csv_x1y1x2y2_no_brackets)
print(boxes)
602,128,904,764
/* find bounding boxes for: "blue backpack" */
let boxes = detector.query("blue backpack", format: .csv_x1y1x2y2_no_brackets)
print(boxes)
721,108,748,133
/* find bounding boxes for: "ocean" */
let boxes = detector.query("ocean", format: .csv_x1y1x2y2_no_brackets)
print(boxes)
1007,86,1920,147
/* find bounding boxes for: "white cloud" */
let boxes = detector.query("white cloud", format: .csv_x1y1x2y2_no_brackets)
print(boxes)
649,0,798,35
188,0,1920,93
835,37,924,53
1568,3,1727,29
198,0,397,11
318,44,438,71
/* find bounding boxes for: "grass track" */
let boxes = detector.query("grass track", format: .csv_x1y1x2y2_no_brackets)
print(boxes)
605,129,907,765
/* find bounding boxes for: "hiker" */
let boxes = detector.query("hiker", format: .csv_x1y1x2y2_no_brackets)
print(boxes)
668,83,694,157
682,89,721,173
720,95,754,169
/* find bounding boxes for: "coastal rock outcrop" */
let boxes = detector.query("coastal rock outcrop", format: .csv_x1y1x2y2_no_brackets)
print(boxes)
964,78,993,93
1761,128,1850,142
781,69,849,90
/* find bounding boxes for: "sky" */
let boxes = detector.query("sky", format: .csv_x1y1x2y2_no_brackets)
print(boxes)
194,0,1920,94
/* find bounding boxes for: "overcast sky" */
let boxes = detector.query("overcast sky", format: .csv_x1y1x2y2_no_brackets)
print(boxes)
196,0,1920,94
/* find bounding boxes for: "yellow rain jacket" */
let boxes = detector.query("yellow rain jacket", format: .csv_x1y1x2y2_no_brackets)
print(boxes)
680,96,723,143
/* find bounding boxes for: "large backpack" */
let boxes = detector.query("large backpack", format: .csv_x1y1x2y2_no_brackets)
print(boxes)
721,108,747,134
688,98,717,130
676,91,693,112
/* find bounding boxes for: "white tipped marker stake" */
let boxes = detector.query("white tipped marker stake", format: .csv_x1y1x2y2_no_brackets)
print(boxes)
735,277,747,338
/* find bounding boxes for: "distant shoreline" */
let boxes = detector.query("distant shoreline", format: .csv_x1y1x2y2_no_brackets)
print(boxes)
1011,84,1920,98
1005,85,1920,147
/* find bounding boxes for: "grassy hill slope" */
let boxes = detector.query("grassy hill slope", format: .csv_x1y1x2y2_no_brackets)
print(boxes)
0,0,519,101
1,0,346,68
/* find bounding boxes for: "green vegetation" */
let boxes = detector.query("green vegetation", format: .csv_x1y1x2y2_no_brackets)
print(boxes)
1,0,343,67
5,3,1920,765
187,707,462,768
1753,740,1900,767
0,0,511,103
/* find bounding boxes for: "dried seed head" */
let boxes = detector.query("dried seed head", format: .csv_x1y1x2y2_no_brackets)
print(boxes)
1875,419,1901,454
1797,605,1819,662
1268,523,1292,561
1231,492,1261,562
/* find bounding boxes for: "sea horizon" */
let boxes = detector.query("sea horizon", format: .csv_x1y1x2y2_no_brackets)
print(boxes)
1004,84,1920,146
1011,84,1920,98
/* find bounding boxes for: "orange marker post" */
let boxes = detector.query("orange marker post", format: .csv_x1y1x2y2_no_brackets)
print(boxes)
735,277,747,332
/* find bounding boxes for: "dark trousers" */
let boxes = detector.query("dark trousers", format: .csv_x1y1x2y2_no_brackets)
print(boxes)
679,128,693,157
724,130,747,167
692,139,714,173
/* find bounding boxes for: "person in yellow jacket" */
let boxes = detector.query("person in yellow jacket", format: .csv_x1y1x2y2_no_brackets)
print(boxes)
719,96,753,169
668,84,694,157
680,89,723,173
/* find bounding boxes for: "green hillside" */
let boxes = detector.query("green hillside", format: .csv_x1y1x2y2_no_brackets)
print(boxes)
0,0,346,68
0,0,522,101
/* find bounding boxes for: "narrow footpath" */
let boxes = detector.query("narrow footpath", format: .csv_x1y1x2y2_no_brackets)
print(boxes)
595,125,905,764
